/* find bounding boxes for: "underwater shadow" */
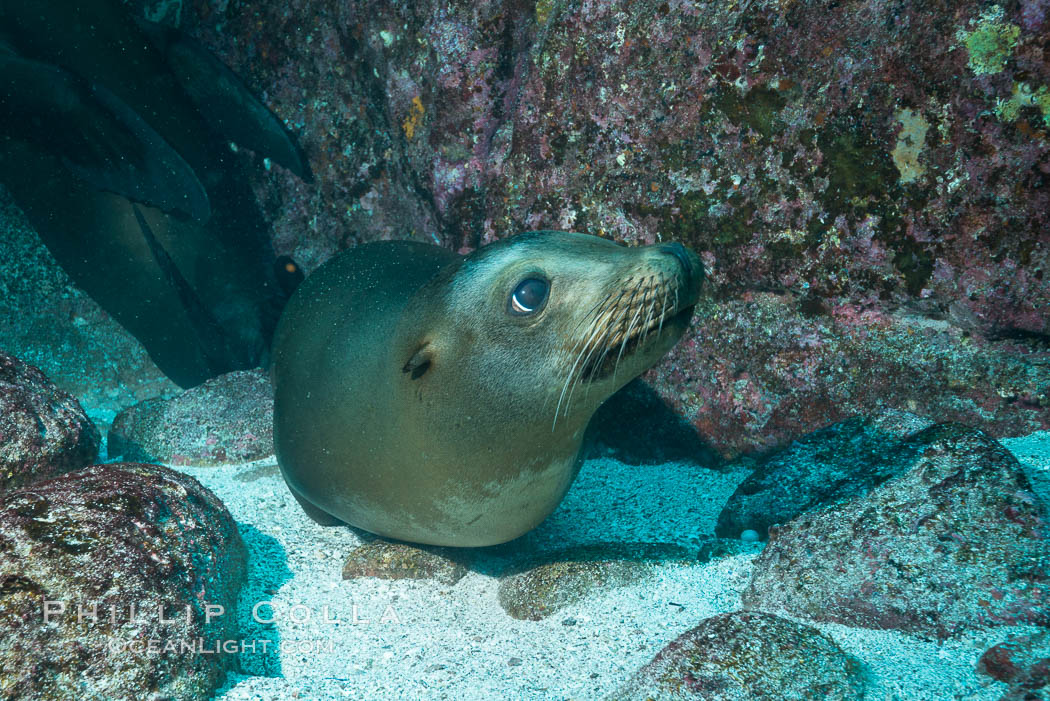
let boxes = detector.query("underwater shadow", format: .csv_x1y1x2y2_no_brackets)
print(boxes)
470,467,740,577
232,522,293,678
586,379,723,467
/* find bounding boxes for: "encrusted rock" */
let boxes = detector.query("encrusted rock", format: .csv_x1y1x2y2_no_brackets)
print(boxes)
0,462,246,699
498,543,695,621
743,423,1050,639
716,411,934,540
651,296,1050,459
108,369,274,466
0,352,99,492
611,611,865,700
180,0,1049,456
977,631,1050,700
342,540,469,585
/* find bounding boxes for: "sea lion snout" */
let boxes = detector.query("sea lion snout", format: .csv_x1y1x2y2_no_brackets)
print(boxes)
657,241,703,296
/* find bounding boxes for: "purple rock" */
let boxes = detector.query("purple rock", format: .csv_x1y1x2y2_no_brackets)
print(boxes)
650,295,1050,458
0,462,246,699
108,369,274,466
0,352,99,492
743,423,1050,639
612,611,864,700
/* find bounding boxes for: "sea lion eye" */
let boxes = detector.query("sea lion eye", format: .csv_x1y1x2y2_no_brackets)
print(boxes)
508,277,549,315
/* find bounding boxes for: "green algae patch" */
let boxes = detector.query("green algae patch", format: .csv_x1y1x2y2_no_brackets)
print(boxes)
995,82,1050,126
891,108,930,184
961,12,1020,76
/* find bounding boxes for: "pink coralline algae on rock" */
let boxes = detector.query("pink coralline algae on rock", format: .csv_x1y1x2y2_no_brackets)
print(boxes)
108,369,274,466
743,423,1050,640
611,610,865,700
170,0,1048,454
0,351,99,493
978,630,1050,700
0,462,246,700
650,293,1050,457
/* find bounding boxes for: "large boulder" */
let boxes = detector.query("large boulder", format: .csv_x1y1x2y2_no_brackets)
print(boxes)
0,462,247,699
611,610,864,700
716,411,933,540
977,631,1050,700
743,424,1050,639
0,352,99,492
108,369,274,466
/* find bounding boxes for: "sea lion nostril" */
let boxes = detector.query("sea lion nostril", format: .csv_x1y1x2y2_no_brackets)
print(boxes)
661,242,693,282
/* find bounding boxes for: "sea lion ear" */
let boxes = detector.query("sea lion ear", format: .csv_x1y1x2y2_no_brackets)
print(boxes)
402,343,433,380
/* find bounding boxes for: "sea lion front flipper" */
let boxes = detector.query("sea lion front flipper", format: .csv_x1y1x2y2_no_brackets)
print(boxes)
0,52,211,222
131,204,243,380
137,19,312,182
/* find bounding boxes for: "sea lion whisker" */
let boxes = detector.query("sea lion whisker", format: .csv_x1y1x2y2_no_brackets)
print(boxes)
576,302,631,404
588,312,625,382
563,308,615,424
617,295,645,365
658,277,669,336
572,307,622,405
570,291,615,337
566,292,618,366
608,295,642,385
578,300,626,383
641,275,658,343
555,305,619,428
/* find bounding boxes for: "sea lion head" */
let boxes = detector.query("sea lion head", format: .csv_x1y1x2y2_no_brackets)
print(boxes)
274,230,703,546
396,231,703,437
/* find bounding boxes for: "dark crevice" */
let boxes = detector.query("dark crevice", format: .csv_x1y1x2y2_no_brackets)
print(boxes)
987,327,1050,348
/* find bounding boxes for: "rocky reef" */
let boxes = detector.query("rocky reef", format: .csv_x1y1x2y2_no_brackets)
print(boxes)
611,610,865,700
160,0,1050,454
108,369,274,466
742,423,1050,639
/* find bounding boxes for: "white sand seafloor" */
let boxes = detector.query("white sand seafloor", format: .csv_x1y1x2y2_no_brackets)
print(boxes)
139,431,1050,701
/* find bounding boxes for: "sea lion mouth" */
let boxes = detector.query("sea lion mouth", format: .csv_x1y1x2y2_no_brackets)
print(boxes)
580,301,696,381
552,273,695,426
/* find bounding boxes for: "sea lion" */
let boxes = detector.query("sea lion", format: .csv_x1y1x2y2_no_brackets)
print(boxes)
0,0,310,387
272,231,703,547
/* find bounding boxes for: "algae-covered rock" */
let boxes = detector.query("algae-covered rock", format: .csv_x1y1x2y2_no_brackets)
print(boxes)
743,424,1050,639
977,631,1050,700
716,410,934,540
611,610,865,700
0,351,99,492
109,369,273,466
0,462,246,699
